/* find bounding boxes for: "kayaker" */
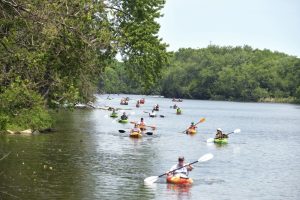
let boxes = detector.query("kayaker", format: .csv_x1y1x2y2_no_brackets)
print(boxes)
188,122,197,130
112,108,117,114
215,128,228,139
131,124,141,133
139,118,145,125
149,110,157,117
121,112,128,120
176,107,182,114
167,156,193,177
173,104,177,109
139,118,146,130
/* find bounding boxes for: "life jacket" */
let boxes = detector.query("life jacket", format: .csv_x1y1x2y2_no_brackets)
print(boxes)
189,125,196,130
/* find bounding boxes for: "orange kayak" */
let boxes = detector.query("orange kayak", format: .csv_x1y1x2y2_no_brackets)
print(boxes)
166,175,193,185
186,129,196,134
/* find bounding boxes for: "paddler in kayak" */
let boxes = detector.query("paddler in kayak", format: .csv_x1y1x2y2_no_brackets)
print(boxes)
176,107,182,114
149,109,157,117
139,118,146,131
215,128,228,139
112,108,117,115
188,122,197,130
131,123,141,134
167,156,193,178
121,112,128,120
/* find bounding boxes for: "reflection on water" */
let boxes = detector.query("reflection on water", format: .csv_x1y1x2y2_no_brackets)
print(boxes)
1,94,300,200
166,184,192,199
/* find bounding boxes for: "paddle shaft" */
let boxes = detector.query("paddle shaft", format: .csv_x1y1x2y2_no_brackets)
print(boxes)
130,121,156,129
158,160,198,178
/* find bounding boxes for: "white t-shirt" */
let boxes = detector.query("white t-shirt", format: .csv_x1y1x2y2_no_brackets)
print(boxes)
133,128,140,132
150,111,156,116
169,164,188,175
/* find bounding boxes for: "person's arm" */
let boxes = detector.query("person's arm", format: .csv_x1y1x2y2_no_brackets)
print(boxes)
187,163,194,171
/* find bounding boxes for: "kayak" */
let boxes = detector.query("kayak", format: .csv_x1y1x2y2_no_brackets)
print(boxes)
214,138,228,144
110,114,118,118
118,119,128,124
139,99,145,104
186,129,196,134
129,131,142,138
166,175,193,185
120,102,128,105
149,114,157,118
176,111,182,115
153,108,159,111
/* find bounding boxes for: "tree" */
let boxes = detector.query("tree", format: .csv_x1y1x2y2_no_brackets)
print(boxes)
0,0,169,129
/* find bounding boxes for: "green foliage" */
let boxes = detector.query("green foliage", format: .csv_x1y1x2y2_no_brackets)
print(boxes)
0,78,52,130
160,46,300,102
102,45,300,103
0,0,169,129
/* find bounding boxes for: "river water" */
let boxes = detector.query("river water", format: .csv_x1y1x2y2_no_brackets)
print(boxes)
1,94,300,200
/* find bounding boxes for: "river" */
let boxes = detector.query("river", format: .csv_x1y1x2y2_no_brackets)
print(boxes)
1,94,300,200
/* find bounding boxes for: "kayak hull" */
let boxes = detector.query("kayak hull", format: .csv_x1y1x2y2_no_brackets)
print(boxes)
214,138,228,144
110,114,118,118
118,119,128,124
186,129,196,134
129,132,142,138
167,175,193,185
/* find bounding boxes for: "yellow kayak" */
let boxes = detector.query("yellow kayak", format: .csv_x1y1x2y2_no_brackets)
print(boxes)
129,132,142,138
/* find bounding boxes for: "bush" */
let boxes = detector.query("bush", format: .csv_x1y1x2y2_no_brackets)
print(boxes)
0,114,9,130
0,78,52,130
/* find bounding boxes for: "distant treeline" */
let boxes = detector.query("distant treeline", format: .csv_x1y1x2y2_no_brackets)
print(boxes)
101,45,300,103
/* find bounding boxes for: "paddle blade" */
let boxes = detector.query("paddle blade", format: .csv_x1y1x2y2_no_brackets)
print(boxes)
119,130,126,133
234,129,241,134
144,176,159,184
146,132,153,135
198,153,214,162
206,138,214,143
160,115,165,118
199,118,206,123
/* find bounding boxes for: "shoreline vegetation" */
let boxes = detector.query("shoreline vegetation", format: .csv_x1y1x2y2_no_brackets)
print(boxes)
102,46,300,104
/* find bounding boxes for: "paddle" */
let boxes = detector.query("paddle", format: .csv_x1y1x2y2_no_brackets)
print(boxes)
118,129,153,135
206,128,241,143
130,121,156,130
181,118,206,133
144,153,214,184
159,115,165,118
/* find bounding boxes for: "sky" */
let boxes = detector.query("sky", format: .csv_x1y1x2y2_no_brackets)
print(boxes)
157,0,300,57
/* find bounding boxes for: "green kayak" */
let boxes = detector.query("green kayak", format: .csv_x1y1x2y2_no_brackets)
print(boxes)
214,138,228,144
110,114,118,118
118,119,128,124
